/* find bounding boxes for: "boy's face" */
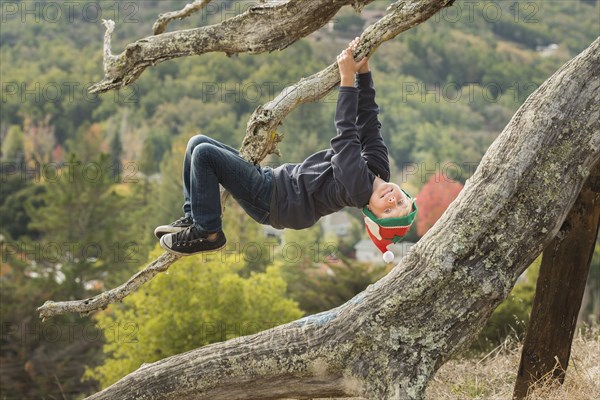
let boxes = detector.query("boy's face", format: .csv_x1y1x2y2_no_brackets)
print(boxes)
367,182,413,219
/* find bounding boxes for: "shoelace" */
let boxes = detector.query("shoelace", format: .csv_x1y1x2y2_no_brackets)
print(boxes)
174,226,204,246
172,216,191,226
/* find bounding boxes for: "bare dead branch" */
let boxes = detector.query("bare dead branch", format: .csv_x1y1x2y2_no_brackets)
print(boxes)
36,252,180,321
90,0,376,94
152,0,212,35
100,19,118,77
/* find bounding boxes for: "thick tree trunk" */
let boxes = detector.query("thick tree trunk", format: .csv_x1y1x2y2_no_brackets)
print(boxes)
86,39,600,400
513,162,600,398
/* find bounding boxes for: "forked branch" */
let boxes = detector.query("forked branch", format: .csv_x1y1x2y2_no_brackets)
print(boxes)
37,252,180,321
90,0,376,93
152,0,212,35
240,0,455,162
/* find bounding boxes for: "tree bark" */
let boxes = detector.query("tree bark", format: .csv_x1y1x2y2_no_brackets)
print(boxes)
86,38,600,400
513,161,600,398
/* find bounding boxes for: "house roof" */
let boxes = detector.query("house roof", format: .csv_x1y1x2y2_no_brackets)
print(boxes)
323,211,352,226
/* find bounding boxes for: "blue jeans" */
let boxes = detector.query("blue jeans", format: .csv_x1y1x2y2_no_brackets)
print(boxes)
182,135,273,234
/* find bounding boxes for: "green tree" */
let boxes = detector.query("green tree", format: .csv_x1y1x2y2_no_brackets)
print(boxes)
276,225,384,314
1,125,24,162
582,239,600,325
281,257,386,315
334,11,365,34
221,200,280,276
25,153,136,293
109,131,123,178
0,174,44,240
85,248,302,388
138,139,158,176
0,238,100,399
135,134,189,255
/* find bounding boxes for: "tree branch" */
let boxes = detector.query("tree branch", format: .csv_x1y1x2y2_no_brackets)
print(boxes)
86,38,600,399
152,0,212,35
90,0,375,94
513,160,600,398
36,252,180,321
240,0,455,162
101,19,118,78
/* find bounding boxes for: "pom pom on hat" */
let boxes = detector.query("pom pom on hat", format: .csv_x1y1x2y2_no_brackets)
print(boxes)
383,250,394,263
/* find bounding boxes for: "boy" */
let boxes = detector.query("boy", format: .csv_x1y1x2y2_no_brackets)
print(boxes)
156,38,417,260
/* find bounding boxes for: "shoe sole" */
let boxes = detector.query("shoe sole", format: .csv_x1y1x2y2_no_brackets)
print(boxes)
159,236,226,256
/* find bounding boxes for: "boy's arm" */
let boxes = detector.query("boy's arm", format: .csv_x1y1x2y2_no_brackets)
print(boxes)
356,71,391,182
330,86,374,204
330,42,383,205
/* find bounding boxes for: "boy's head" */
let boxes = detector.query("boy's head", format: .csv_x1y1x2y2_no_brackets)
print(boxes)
362,181,417,260
367,181,413,219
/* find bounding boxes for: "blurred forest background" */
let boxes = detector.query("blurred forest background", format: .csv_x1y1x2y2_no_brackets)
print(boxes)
1,0,598,398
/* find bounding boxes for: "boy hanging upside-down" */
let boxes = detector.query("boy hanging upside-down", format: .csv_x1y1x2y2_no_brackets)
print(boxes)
155,38,417,261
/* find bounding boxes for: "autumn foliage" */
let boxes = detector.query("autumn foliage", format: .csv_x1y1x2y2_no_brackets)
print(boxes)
415,173,464,237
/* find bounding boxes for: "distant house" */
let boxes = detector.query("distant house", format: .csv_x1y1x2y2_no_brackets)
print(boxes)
361,10,386,24
264,211,353,239
536,43,559,57
321,211,353,237
263,225,284,239
354,239,415,265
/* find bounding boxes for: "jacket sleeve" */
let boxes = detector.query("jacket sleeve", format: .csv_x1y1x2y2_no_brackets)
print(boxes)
330,86,374,206
356,72,390,181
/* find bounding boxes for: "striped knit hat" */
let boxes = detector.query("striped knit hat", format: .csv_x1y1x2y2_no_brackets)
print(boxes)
362,190,418,263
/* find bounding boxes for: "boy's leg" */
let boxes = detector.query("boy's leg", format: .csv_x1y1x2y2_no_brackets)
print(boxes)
189,141,272,234
155,135,239,240
160,141,271,256
182,135,239,217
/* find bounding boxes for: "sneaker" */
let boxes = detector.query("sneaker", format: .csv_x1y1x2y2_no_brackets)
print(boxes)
160,225,226,256
154,216,193,239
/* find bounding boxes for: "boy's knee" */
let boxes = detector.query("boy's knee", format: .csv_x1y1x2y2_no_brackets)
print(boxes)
191,142,215,163
187,134,211,153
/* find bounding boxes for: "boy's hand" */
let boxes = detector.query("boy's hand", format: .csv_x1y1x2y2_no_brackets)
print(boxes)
349,37,369,74
337,37,368,87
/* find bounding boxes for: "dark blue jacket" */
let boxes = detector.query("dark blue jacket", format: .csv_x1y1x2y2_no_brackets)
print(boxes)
269,72,390,229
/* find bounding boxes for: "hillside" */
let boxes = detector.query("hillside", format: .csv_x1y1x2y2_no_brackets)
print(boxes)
2,1,598,173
